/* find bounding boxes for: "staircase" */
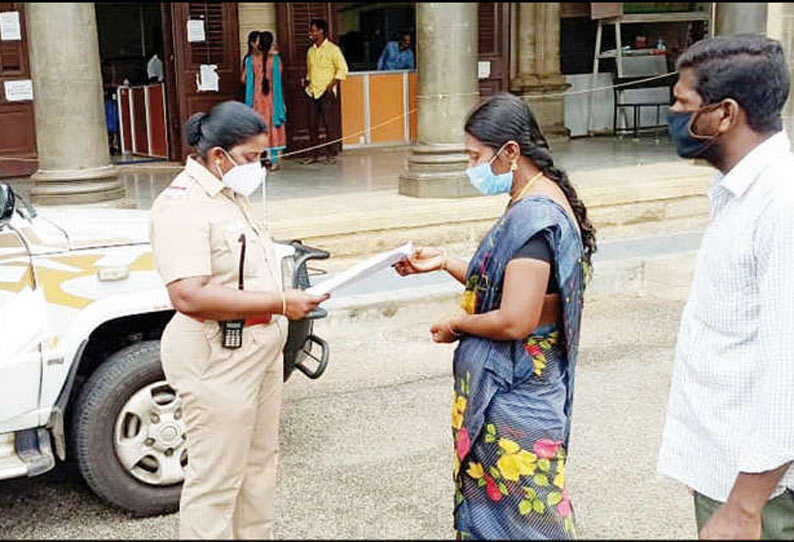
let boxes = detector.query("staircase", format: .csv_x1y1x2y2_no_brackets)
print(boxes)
266,160,712,272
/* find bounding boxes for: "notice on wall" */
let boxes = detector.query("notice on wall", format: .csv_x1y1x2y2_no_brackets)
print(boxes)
4,79,33,102
187,19,205,42
478,61,491,80
0,11,21,41
196,64,219,92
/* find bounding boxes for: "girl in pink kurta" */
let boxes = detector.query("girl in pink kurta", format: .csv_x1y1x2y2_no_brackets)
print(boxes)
241,31,287,170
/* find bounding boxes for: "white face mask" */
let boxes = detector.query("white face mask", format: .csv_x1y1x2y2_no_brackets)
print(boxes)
215,149,265,197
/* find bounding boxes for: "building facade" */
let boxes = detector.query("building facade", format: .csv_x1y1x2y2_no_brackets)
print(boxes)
0,3,780,204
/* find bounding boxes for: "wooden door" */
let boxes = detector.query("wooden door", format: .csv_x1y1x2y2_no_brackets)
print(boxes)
0,3,36,178
275,3,339,153
168,3,240,161
478,3,510,98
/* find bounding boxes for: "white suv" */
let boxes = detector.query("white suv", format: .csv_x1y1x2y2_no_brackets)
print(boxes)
0,183,329,516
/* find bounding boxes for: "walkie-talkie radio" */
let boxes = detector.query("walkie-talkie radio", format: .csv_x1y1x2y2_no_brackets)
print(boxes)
220,233,247,349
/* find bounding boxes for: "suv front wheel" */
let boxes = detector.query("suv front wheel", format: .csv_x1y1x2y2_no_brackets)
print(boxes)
71,340,185,516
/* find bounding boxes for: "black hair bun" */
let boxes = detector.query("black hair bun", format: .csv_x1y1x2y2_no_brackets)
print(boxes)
185,111,209,147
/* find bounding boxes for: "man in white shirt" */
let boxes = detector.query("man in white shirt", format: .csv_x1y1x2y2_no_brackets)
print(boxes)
658,34,794,539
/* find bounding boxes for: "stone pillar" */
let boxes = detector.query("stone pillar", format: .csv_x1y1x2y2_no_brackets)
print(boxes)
768,3,794,138
509,3,519,81
26,3,124,205
238,3,277,61
398,3,479,198
510,3,570,143
715,3,768,36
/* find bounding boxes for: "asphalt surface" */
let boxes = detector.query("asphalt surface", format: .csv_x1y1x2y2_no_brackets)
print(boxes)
315,230,705,305
0,293,696,539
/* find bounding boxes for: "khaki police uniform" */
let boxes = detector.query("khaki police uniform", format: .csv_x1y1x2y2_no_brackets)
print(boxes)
148,157,288,539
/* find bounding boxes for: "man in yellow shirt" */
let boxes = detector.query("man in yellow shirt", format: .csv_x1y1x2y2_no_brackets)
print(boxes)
302,18,348,164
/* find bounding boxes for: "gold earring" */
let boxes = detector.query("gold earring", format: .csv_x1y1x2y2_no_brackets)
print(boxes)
510,159,518,171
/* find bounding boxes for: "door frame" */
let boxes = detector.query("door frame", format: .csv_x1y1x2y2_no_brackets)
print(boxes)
161,3,182,162
275,3,341,153
477,2,511,97
161,3,241,162
0,3,37,178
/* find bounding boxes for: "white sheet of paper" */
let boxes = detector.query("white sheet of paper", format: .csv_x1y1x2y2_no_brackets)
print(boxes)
478,61,491,80
0,11,21,41
306,242,414,296
187,19,205,42
196,64,219,92
4,79,33,102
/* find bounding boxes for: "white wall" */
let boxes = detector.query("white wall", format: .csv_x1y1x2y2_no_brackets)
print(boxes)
238,3,277,61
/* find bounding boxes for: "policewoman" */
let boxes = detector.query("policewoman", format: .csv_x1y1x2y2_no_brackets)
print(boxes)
148,101,328,539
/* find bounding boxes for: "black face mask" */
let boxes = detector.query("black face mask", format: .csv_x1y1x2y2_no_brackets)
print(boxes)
666,103,723,159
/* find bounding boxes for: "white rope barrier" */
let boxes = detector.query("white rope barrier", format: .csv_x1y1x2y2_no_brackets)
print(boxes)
0,71,687,164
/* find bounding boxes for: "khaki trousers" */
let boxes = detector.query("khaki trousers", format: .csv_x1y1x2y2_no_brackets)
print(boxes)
161,313,288,539
694,490,794,539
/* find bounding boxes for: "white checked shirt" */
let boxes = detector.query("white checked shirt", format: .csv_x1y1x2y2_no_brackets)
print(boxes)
658,131,794,503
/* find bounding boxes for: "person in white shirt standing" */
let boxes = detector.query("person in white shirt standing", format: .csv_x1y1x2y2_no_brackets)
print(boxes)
658,34,794,539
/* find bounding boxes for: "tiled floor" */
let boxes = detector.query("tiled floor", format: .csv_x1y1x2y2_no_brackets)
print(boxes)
121,135,679,210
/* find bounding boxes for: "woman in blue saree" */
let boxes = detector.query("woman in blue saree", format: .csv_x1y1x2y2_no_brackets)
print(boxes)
395,93,597,539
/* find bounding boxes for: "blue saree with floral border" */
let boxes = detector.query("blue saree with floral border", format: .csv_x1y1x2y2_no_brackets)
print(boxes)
452,196,585,539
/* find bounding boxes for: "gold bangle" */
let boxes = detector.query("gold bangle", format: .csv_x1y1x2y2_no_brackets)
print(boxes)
281,292,287,316
440,250,448,272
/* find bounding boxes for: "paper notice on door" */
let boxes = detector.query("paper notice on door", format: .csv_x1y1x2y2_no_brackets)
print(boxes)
0,11,21,41
306,242,414,297
4,79,33,101
186,19,205,42
196,64,219,92
478,61,491,80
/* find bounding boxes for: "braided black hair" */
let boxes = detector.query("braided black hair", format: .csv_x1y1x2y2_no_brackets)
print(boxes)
464,93,597,273
243,31,273,97
259,31,273,96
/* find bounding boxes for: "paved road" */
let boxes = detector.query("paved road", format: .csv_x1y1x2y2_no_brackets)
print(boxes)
316,230,704,306
0,293,696,539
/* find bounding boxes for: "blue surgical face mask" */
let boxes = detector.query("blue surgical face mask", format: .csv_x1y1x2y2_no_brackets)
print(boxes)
466,144,513,195
667,105,720,159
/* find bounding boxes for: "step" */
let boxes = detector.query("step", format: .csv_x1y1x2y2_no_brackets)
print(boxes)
265,160,712,266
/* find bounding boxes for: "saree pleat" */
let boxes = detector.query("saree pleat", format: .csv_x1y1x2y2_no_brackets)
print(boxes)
452,197,585,539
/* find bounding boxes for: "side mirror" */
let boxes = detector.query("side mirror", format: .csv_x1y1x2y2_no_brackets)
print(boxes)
0,183,15,226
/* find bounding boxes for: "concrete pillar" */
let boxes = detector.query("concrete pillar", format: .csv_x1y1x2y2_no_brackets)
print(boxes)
238,3,277,61
509,3,519,81
715,3,768,36
510,3,570,143
26,3,124,205
398,3,479,198
768,3,794,138
767,3,784,40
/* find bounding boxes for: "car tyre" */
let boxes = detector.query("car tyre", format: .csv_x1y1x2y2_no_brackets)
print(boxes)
71,340,183,517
